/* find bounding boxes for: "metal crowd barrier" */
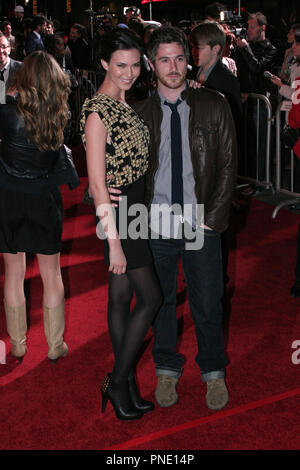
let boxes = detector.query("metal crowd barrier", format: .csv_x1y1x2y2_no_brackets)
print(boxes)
272,100,300,218
71,69,103,135
238,92,273,190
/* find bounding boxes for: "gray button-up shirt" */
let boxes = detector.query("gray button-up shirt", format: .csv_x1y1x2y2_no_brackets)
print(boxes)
150,88,198,238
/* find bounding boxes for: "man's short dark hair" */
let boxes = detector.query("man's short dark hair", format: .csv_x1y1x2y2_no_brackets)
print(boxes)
205,3,225,21
146,25,190,63
32,15,47,30
190,21,226,54
248,12,267,27
2,20,12,29
71,23,85,36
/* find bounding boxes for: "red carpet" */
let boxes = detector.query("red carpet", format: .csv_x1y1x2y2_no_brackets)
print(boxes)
1,178,300,450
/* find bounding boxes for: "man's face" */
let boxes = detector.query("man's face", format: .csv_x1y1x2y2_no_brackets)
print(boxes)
292,39,300,60
151,42,187,90
15,12,24,20
0,36,11,69
4,24,12,37
46,23,54,35
69,27,80,41
247,18,263,42
191,42,220,69
41,21,47,34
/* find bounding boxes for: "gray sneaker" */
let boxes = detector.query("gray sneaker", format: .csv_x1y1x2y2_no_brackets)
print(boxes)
155,375,179,407
206,378,229,410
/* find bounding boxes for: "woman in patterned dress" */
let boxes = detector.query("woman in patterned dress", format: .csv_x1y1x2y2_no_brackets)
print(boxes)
81,28,161,421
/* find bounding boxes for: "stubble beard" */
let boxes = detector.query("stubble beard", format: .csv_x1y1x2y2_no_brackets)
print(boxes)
157,72,186,90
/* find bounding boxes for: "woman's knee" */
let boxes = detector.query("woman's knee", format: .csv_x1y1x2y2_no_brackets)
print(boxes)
3,253,26,281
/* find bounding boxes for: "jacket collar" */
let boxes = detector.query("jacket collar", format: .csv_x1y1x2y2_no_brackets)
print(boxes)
153,80,192,104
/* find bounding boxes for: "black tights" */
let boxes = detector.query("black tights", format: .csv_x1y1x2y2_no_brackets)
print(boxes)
107,264,162,384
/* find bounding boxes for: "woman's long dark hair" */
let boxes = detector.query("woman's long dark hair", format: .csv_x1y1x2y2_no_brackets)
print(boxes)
15,51,71,151
99,27,144,64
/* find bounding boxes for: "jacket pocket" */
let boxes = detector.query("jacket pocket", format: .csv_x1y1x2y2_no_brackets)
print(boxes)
192,126,218,151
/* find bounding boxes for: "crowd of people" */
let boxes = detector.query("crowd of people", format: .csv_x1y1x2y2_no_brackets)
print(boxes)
1,2,300,422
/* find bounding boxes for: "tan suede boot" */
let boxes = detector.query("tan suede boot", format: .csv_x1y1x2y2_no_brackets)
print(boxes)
155,375,179,407
43,300,68,363
206,378,229,410
4,300,27,362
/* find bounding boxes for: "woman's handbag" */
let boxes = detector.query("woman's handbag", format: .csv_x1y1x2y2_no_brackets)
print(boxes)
280,124,300,149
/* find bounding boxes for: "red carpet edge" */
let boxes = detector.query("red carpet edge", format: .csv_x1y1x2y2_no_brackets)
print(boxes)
104,385,300,450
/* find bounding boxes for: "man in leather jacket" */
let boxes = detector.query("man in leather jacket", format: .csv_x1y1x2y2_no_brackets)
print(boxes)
234,12,277,95
234,12,277,182
133,26,237,411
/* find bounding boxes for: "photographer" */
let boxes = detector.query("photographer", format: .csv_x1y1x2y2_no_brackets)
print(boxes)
233,12,278,183
234,12,278,96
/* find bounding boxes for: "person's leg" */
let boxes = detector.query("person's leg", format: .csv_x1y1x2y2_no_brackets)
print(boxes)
37,253,67,361
110,264,162,382
149,238,184,376
107,272,133,362
102,264,161,419
149,238,184,407
2,252,26,306
182,229,229,410
2,252,27,360
37,253,64,308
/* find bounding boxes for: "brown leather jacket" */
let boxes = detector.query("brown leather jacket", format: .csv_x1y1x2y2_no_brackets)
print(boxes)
133,85,237,234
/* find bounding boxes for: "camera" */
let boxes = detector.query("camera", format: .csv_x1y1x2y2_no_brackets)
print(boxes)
233,26,247,38
219,9,248,39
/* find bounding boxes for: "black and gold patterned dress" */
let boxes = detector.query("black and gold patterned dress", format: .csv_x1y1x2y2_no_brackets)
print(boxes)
81,93,153,270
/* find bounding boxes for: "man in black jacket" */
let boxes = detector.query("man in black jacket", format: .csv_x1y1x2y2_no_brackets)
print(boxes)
234,12,277,182
190,21,242,140
68,24,90,70
25,15,47,56
234,12,277,95
190,21,242,285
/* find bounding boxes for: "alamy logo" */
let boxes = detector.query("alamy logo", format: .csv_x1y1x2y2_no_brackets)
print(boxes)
0,340,6,365
96,199,206,251
291,340,300,365
291,80,300,105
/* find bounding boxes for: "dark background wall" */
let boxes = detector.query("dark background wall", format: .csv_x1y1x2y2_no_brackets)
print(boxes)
2,0,300,33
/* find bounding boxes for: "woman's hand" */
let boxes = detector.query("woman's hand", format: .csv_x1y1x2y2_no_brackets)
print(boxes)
107,187,122,208
188,79,202,89
109,244,127,275
106,175,122,208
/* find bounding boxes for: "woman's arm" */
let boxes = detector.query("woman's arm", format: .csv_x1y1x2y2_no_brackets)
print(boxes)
85,112,126,275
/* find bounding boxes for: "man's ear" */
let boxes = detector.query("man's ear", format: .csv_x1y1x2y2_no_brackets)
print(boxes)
101,59,108,71
213,44,222,56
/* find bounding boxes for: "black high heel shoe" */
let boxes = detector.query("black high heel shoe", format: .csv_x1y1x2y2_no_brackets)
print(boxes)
128,376,154,413
101,374,143,421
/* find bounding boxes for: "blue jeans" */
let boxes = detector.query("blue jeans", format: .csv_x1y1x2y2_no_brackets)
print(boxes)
149,229,228,382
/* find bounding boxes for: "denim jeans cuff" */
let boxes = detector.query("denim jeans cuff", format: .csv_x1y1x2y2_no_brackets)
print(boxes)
156,368,182,379
201,369,225,383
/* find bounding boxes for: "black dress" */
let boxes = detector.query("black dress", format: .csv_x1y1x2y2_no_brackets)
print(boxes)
0,103,79,255
81,93,153,270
